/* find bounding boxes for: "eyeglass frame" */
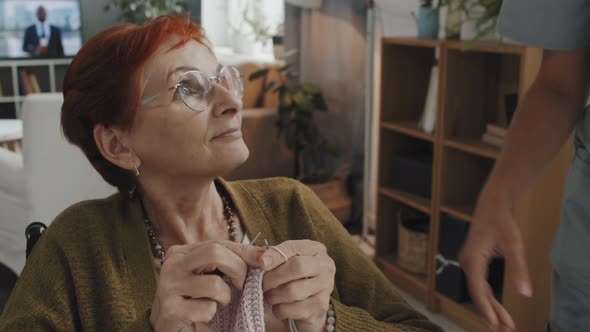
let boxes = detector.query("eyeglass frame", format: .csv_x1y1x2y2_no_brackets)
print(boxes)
139,65,244,112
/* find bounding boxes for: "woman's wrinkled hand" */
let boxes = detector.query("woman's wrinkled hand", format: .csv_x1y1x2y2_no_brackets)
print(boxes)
149,240,265,332
259,240,336,332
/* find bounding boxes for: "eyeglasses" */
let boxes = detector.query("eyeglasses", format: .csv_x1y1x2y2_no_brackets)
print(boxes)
140,65,244,112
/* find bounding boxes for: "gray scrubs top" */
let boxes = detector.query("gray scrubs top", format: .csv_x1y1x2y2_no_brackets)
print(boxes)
499,0,590,272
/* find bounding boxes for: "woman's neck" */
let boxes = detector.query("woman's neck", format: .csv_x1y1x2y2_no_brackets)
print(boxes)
137,176,229,247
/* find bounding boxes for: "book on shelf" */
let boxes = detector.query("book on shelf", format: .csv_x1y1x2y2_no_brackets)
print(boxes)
482,132,504,148
29,74,41,93
486,124,508,138
19,69,34,95
0,80,3,96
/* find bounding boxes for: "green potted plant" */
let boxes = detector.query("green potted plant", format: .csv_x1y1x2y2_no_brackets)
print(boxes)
249,64,351,223
104,0,187,24
441,0,503,42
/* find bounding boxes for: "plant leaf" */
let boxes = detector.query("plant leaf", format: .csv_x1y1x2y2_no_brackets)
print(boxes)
311,93,328,112
263,81,277,94
279,88,293,108
248,68,270,81
301,82,321,95
293,91,311,111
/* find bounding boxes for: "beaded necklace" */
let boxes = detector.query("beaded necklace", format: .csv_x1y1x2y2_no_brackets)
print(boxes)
140,194,239,263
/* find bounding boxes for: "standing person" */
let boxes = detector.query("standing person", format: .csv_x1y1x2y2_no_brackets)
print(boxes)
22,6,65,57
460,0,590,331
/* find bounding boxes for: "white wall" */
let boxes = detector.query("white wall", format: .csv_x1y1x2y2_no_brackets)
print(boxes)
366,0,426,231
374,0,416,37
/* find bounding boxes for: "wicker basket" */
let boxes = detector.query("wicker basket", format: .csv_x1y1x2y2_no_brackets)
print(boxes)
397,209,429,275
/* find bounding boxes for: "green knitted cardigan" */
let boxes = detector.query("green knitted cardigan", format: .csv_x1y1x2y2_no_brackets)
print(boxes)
0,177,442,332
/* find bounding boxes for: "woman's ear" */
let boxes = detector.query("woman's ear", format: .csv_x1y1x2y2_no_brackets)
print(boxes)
93,124,139,171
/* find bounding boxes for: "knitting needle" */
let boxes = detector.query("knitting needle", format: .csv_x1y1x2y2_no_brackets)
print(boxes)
249,231,262,246
262,239,298,332
289,319,299,332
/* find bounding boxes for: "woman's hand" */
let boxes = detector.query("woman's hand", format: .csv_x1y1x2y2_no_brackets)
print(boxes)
260,240,336,332
149,241,265,332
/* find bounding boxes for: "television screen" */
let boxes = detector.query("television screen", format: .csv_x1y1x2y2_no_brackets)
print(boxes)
0,0,82,59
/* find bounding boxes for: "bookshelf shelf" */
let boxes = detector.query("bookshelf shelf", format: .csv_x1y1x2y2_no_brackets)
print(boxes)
382,37,442,49
440,204,474,223
446,40,525,55
444,137,500,160
381,121,434,142
379,186,431,215
0,97,18,103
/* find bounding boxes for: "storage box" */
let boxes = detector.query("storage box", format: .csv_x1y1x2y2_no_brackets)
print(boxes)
391,152,433,199
436,213,504,302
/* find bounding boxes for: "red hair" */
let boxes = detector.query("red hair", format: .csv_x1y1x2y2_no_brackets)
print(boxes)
61,15,208,191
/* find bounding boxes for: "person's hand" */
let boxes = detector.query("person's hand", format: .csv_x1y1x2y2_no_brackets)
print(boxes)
259,240,336,332
34,46,47,56
149,240,266,332
459,189,532,331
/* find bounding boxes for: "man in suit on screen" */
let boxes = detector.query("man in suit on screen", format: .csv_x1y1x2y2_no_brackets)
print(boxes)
22,6,64,58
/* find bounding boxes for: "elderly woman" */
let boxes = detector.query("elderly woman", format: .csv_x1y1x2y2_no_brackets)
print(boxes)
0,16,441,332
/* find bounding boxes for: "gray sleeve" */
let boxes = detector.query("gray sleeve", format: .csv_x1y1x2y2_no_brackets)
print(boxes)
497,0,590,50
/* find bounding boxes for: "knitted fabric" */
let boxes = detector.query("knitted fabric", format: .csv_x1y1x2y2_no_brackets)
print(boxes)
212,268,266,332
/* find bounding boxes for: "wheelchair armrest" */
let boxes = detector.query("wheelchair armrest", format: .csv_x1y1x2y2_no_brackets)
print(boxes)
25,222,47,259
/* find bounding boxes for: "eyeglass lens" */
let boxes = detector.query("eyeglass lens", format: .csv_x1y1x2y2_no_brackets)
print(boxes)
177,66,243,111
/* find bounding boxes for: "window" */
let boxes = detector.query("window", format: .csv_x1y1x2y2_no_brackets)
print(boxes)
201,0,284,62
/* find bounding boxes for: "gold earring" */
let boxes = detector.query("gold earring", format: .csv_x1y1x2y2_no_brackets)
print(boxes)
134,166,140,177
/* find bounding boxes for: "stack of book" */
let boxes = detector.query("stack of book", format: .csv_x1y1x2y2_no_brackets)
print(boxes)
19,69,41,94
482,124,508,148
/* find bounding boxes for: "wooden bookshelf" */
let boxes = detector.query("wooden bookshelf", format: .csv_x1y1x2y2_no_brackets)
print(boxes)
375,38,572,332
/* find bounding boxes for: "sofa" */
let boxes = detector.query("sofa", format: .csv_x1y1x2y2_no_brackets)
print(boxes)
0,94,115,275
